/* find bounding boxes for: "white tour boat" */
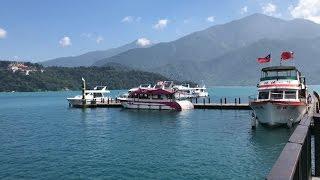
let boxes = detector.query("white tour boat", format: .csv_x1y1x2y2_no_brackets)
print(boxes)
173,83,209,99
193,84,209,97
67,78,111,107
249,66,308,126
118,81,194,111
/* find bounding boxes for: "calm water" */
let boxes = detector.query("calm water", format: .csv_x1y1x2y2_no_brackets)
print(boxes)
1,86,319,179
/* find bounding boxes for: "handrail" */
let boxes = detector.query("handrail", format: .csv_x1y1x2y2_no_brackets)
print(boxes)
267,114,319,180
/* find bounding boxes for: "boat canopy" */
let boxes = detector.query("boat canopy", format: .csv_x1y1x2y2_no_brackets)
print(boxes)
260,66,298,81
130,88,175,95
261,66,296,72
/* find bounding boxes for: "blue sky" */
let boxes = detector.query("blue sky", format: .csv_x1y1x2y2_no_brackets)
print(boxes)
0,0,316,62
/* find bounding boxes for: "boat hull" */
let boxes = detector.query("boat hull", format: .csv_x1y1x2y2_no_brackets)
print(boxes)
197,92,209,97
250,101,307,126
67,97,109,107
67,98,86,107
119,99,194,111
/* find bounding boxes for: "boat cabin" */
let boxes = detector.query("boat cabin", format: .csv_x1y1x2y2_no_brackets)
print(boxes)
258,90,301,100
260,66,300,81
84,86,110,98
257,66,306,101
128,89,175,100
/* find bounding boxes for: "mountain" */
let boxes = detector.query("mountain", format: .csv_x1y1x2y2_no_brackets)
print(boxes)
41,40,153,67
93,13,320,85
0,61,170,92
94,13,320,70
154,37,320,85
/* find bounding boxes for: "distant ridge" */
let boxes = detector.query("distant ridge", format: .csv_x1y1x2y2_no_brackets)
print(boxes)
40,40,154,67
94,13,320,70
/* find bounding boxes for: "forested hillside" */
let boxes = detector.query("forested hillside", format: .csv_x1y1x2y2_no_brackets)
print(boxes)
0,61,171,92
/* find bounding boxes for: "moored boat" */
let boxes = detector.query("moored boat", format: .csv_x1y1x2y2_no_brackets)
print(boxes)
249,65,308,126
173,83,209,99
67,78,111,107
118,81,194,111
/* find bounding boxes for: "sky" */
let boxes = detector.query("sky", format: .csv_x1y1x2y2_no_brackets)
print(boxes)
0,0,319,62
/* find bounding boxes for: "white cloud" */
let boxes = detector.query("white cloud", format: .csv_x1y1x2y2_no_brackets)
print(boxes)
122,16,141,23
261,3,282,17
290,0,320,24
96,36,104,44
153,19,169,30
206,16,215,22
0,28,7,39
122,16,134,23
136,38,151,47
59,36,71,47
240,6,248,14
262,3,277,16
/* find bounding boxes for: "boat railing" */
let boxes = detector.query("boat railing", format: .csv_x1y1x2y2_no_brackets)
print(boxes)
248,95,258,103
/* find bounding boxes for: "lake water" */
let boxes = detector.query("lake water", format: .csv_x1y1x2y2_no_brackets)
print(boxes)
1,86,320,179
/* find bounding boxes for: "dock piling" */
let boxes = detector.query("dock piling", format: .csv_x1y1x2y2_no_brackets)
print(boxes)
224,98,227,104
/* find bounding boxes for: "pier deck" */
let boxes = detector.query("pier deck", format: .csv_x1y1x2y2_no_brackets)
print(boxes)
71,101,251,110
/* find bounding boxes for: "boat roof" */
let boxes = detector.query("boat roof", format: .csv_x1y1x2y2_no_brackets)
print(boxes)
130,88,175,95
86,89,110,93
262,66,297,72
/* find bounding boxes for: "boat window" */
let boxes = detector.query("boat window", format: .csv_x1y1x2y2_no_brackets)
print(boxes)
129,93,139,98
258,91,269,100
139,93,149,99
95,86,104,90
151,94,163,99
94,93,103,98
261,70,297,81
270,90,283,99
285,91,296,99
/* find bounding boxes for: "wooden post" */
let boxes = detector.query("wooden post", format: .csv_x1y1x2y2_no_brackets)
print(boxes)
224,97,227,104
203,98,205,105
208,98,211,104
82,78,86,107
195,98,197,104
235,98,237,105
220,98,222,105
239,97,241,104
107,98,109,104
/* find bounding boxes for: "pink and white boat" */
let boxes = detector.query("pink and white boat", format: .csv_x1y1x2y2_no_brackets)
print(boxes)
118,81,194,111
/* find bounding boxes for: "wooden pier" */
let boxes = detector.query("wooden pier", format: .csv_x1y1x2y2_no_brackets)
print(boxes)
70,98,251,110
